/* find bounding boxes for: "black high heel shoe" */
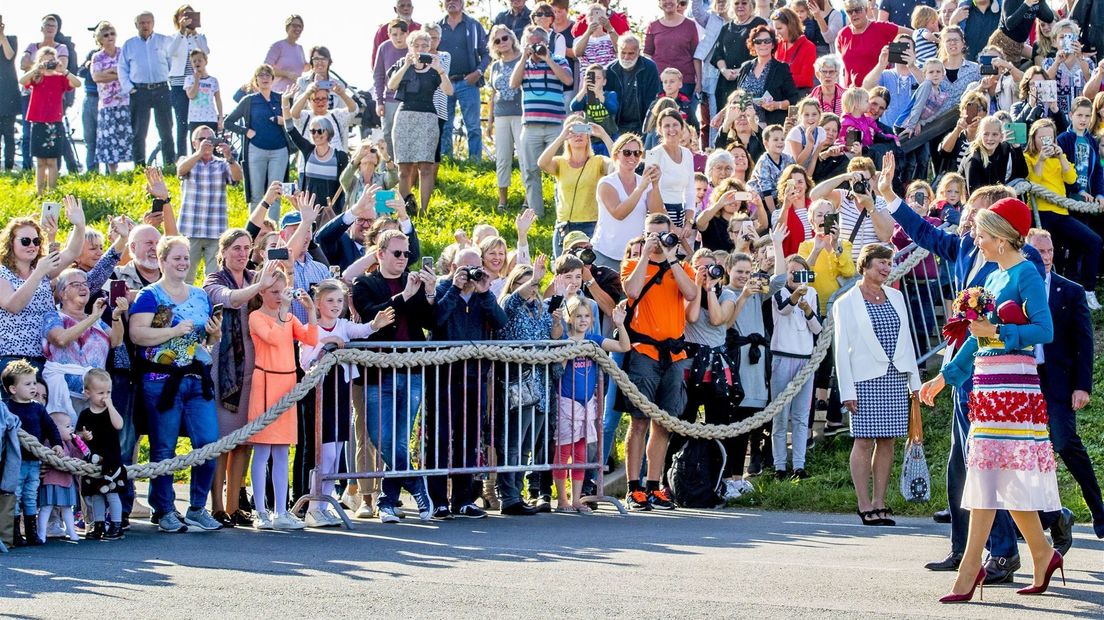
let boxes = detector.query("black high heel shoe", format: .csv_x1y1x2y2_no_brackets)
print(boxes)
857,510,883,526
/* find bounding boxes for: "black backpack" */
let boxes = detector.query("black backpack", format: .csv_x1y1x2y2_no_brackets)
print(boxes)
667,438,727,508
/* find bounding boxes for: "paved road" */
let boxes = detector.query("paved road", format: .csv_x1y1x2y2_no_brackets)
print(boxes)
3,505,1101,619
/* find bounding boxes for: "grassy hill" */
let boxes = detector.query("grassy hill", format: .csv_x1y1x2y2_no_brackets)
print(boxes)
1,164,1100,522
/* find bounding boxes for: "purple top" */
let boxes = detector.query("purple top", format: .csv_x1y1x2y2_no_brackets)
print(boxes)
264,39,305,93
374,41,407,104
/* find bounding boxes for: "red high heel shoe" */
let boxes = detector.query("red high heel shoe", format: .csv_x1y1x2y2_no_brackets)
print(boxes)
1017,551,1065,595
939,567,987,603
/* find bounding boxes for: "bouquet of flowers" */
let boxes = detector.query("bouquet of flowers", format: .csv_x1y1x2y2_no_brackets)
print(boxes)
942,286,996,349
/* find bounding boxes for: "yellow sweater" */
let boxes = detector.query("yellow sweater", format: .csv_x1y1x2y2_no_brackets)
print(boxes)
798,239,856,314
1024,152,1078,215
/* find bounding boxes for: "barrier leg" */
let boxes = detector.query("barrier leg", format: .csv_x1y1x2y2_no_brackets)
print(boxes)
580,368,627,515
290,371,354,529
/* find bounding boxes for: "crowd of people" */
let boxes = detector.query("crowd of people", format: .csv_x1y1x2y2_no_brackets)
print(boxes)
1,0,1102,602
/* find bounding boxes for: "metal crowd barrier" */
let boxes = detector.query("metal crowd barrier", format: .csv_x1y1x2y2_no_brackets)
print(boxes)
291,340,627,527
890,224,960,365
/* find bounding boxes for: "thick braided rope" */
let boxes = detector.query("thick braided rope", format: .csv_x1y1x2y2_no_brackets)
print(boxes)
17,247,933,475
1010,179,1104,215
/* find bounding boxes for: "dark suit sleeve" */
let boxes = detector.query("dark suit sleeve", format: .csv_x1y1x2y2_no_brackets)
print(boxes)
1066,282,1095,393
890,202,961,262
315,214,352,262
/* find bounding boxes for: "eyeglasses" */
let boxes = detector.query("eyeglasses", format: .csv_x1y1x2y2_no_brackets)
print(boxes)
356,218,373,226
390,250,412,259
311,56,329,62
494,36,511,44
620,149,643,157
65,280,89,289
309,128,327,135
534,11,553,17
103,32,116,37
752,38,773,45
846,7,866,15
18,237,41,247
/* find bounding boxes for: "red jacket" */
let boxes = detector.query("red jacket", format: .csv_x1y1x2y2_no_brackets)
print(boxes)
775,35,816,90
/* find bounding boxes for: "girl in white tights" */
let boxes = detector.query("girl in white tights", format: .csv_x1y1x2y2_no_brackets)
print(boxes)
298,279,394,527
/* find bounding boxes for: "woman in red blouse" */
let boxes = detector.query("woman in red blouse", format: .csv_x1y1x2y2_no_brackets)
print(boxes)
772,7,817,94
18,47,79,195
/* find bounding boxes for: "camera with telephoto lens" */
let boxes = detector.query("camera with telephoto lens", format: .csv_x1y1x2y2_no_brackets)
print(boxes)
658,232,680,248
530,43,547,57
852,177,870,195
706,264,725,279
571,247,596,265
460,266,486,282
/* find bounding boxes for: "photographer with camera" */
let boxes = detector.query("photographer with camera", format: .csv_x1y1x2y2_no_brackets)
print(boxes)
512,25,575,219
807,156,892,262
426,248,508,519
619,213,698,510
176,125,243,283
769,254,822,480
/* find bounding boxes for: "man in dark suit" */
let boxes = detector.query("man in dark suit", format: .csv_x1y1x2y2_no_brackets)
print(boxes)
315,191,421,271
1027,229,1104,541
349,230,436,523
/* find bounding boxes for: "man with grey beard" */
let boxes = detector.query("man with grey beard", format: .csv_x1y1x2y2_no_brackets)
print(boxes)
109,224,163,294
604,34,660,136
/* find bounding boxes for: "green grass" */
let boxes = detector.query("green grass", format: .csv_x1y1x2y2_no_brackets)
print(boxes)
4,164,1101,520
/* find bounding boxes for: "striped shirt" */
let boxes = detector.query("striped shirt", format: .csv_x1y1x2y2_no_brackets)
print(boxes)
521,55,569,125
178,157,235,240
433,51,452,121
838,193,888,261
913,29,938,64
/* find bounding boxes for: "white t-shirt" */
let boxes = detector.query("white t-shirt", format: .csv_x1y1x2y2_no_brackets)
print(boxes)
784,125,826,168
183,75,220,123
645,145,695,225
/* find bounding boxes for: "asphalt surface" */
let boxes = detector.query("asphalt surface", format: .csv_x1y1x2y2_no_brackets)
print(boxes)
2,501,1102,619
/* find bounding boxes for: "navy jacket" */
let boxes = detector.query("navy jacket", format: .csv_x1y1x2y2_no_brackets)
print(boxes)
432,279,507,341
315,213,422,271
1057,130,1104,198
890,200,1045,289
1041,271,1094,398
7,400,61,461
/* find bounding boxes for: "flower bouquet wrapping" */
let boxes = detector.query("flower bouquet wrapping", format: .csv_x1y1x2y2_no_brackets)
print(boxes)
942,286,996,349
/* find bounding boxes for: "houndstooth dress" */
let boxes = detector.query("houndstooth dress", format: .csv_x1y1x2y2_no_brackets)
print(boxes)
851,300,910,438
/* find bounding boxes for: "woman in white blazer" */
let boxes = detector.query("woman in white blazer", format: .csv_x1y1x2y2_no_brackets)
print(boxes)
833,243,921,526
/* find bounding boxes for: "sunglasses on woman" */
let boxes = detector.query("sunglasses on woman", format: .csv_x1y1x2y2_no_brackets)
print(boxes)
18,237,41,247
494,36,511,44
309,128,327,135
620,149,643,157
753,38,773,45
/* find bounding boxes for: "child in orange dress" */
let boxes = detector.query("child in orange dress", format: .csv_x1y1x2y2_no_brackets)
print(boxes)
247,269,318,530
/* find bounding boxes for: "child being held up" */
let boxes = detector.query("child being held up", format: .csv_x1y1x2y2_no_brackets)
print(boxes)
897,59,950,139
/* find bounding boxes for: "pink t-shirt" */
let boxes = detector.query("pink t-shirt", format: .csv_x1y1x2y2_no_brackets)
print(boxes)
836,21,899,88
644,18,699,86
263,39,306,93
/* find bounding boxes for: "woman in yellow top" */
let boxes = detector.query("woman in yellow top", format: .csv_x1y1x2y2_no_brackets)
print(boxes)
798,199,856,315
798,198,855,436
537,114,614,256
1024,118,1101,306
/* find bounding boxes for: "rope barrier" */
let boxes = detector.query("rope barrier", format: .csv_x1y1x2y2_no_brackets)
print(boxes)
1010,179,1104,215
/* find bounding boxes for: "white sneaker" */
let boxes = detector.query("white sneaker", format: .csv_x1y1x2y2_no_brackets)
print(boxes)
321,509,344,526
1087,291,1101,311
253,512,274,530
378,506,401,524
340,489,362,513
354,502,375,519
272,512,306,530
305,510,335,528
735,479,755,495
723,480,742,500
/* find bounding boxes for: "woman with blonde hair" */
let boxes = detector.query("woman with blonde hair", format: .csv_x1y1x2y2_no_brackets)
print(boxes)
538,114,613,256
961,116,1027,194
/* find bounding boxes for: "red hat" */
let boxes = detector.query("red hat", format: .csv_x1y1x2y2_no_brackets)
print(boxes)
987,197,1032,238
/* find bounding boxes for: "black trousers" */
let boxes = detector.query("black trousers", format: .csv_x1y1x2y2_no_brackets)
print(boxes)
130,84,175,166
0,113,16,169
1040,366,1104,525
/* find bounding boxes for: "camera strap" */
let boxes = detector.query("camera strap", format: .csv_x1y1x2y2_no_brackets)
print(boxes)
848,201,867,244
623,261,687,365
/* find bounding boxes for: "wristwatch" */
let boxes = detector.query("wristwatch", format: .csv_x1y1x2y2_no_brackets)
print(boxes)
583,279,595,289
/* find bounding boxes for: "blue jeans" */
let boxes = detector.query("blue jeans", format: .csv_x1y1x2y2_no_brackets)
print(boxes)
170,85,190,156
144,376,219,517
20,94,32,170
363,373,425,509
81,92,99,172
552,221,597,259
17,461,41,515
442,80,483,161
113,369,138,514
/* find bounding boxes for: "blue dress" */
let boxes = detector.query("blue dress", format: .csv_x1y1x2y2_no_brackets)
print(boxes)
942,260,1060,511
